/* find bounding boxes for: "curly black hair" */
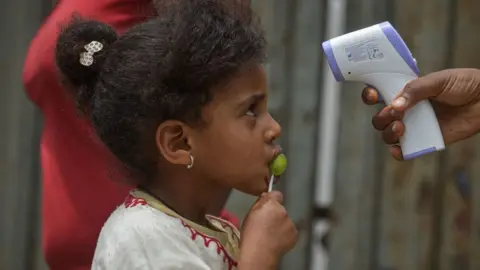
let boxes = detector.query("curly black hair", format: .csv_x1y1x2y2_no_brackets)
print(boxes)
55,0,266,182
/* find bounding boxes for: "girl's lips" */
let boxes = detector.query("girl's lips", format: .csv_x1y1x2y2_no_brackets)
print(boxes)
271,145,282,161
264,175,280,189
274,176,280,184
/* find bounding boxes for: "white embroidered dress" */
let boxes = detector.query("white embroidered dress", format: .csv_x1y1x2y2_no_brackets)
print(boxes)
92,190,240,270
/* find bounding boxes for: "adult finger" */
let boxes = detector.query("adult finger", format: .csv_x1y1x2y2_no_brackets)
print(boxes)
361,87,383,105
372,106,404,131
389,145,404,161
391,71,448,111
381,121,404,145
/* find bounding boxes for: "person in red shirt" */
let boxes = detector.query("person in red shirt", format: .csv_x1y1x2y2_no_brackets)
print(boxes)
23,1,238,269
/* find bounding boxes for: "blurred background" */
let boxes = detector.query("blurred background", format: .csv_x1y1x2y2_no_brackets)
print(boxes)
1,0,480,269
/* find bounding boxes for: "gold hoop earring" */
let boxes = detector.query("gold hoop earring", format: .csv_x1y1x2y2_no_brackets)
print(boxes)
186,154,194,169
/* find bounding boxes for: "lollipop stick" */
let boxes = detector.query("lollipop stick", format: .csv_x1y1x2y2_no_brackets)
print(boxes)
268,175,275,192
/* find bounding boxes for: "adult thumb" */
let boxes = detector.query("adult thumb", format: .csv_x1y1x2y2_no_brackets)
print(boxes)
391,71,446,111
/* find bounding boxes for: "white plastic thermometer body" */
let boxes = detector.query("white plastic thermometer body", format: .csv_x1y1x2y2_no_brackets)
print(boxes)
321,21,445,159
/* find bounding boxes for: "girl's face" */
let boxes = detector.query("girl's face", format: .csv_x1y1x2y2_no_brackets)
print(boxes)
190,63,281,196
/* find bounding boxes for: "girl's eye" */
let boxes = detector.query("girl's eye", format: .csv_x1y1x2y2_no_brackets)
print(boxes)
245,109,256,117
245,104,257,117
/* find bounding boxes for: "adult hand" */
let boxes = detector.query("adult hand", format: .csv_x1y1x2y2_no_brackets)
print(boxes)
361,68,480,160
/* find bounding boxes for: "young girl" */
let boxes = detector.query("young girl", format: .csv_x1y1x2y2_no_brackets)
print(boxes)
55,0,297,269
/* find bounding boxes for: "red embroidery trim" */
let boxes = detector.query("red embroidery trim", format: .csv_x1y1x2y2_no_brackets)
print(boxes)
181,220,238,270
123,194,147,208
123,194,237,269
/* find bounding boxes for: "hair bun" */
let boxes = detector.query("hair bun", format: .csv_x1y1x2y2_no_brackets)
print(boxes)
55,16,118,114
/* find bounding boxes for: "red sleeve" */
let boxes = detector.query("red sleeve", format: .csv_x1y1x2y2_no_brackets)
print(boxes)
22,0,154,108
219,209,240,228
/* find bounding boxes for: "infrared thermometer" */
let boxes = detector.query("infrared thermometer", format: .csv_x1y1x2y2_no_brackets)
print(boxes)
321,21,445,160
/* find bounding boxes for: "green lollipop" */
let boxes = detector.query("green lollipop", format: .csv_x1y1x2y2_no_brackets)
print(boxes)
270,153,287,177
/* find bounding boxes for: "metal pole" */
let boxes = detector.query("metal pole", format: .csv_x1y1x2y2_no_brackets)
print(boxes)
311,0,347,269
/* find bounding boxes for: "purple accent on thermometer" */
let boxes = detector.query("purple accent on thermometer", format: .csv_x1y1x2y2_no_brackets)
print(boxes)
376,93,384,102
322,41,345,81
379,22,420,75
402,146,437,160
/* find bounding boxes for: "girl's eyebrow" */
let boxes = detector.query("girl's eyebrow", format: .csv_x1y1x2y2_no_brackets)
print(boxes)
237,93,265,107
